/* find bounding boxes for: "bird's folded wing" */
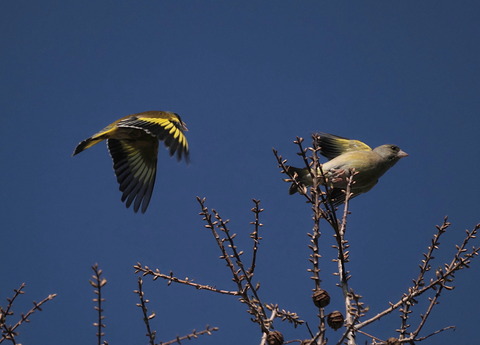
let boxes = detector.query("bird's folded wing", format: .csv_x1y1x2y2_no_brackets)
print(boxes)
315,132,372,159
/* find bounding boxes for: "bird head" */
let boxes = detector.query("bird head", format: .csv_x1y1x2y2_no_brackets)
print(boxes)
374,144,408,162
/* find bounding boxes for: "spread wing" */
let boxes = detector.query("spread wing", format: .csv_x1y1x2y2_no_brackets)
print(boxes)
107,137,158,213
117,115,189,162
315,132,372,160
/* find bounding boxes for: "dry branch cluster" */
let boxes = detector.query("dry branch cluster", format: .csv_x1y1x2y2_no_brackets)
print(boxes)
272,137,479,344
133,137,479,345
88,264,218,345
0,283,56,344
3,137,478,345
135,197,304,345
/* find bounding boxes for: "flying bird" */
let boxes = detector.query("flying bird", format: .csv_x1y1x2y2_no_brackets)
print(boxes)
73,111,189,213
287,133,408,205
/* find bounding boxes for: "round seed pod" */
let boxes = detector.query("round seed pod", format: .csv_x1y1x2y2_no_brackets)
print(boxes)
267,330,284,345
327,310,344,330
312,289,331,308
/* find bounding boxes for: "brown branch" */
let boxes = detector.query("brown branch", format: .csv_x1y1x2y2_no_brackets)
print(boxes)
412,325,455,341
337,291,367,345
3,284,26,321
308,137,324,292
321,171,356,345
196,197,246,296
134,263,239,296
398,217,452,339
137,197,303,339
248,199,263,277
208,202,269,331
0,283,26,344
410,286,442,339
90,264,107,345
265,304,305,328
355,329,384,343
158,325,219,345
0,285,56,344
356,222,480,331
260,309,278,345
134,277,156,345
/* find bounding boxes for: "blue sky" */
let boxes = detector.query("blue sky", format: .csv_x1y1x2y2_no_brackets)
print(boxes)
1,1,479,344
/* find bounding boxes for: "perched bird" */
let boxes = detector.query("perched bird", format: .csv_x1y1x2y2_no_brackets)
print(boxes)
73,111,189,213
287,133,408,205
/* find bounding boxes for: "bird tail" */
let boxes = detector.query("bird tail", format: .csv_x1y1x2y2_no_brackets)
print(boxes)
72,136,105,156
285,166,311,194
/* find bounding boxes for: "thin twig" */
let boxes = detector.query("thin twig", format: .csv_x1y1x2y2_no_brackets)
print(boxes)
211,205,269,331
158,325,219,345
355,329,384,343
333,174,355,345
90,264,107,345
0,288,56,344
411,286,442,339
265,304,305,328
308,137,323,292
134,277,156,345
248,199,264,277
0,283,26,344
3,284,26,321
134,263,239,296
413,325,455,341
197,198,246,294
356,222,480,330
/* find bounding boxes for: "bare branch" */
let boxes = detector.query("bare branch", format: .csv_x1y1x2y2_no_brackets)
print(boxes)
265,304,305,328
260,308,278,345
158,325,219,345
134,277,156,345
134,263,239,296
248,199,264,277
90,263,107,345
0,284,56,344
356,222,480,331
197,197,270,332
410,286,442,339
413,325,455,341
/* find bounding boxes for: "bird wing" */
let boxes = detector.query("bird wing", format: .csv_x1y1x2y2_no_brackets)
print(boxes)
117,115,189,162
107,137,158,213
316,133,372,160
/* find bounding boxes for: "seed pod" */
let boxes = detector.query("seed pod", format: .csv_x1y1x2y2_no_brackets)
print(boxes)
327,310,344,330
312,289,330,308
267,330,284,345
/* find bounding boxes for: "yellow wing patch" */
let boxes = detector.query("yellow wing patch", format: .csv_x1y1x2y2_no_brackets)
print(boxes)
117,114,189,162
73,110,190,213
316,133,372,160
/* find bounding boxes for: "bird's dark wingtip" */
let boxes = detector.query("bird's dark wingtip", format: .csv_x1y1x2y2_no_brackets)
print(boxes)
72,138,92,157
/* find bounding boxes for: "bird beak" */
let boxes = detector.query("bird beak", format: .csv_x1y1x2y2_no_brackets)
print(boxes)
182,122,188,132
398,150,408,158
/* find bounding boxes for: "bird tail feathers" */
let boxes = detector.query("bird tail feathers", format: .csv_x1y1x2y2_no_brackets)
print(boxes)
285,166,311,194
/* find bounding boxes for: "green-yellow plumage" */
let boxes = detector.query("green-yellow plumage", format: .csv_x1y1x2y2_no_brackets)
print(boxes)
287,133,408,205
73,111,189,213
